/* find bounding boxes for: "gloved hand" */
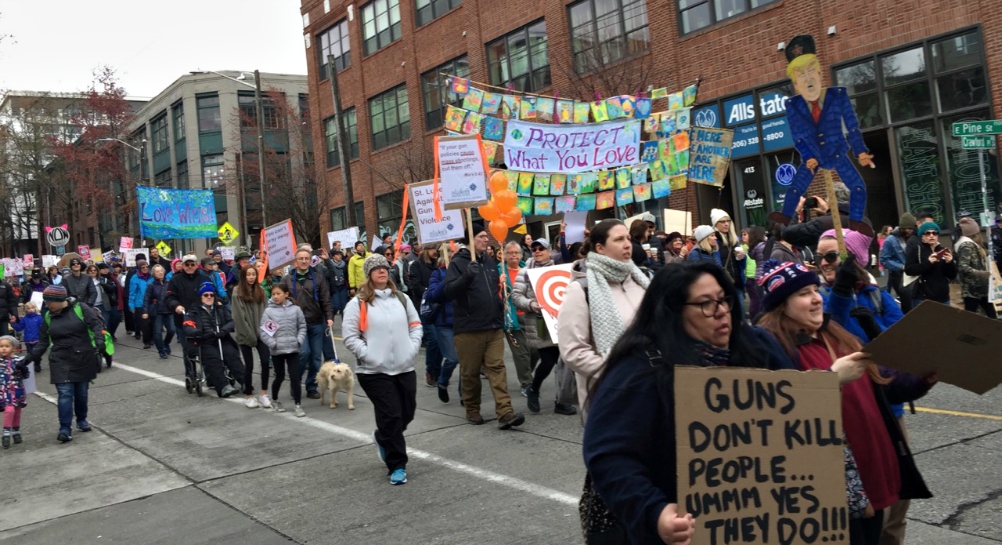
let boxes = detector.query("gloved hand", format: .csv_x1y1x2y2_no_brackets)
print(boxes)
16,362,29,379
832,254,860,296
974,270,991,280
849,306,883,341
95,342,105,355
465,262,483,279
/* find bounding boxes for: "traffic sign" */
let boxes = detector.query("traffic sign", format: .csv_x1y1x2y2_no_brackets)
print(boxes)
961,135,996,150
156,240,172,257
217,222,239,245
952,120,1002,136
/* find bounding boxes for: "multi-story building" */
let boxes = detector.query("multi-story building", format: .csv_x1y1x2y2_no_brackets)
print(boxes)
300,0,1001,239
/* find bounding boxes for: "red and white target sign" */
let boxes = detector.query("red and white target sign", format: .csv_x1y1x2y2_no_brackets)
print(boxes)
525,264,574,343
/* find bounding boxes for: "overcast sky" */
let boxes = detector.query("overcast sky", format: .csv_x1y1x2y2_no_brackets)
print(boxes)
0,0,308,98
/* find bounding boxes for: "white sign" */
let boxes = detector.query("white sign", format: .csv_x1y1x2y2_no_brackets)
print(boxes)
102,251,116,263
30,290,44,311
42,255,58,268
219,247,235,261
264,220,297,270
261,319,279,337
119,236,133,252
370,234,382,253
2,259,22,276
408,181,464,245
663,209,693,237
563,211,588,245
524,264,575,344
436,135,489,210
22,254,34,269
46,226,70,247
327,227,360,252
122,248,150,267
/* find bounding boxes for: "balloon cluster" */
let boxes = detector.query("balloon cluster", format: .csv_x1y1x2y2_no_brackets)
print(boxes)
478,171,523,242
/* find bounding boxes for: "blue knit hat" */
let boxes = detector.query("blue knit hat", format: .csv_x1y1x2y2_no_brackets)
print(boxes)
758,259,820,312
198,281,215,296
917,221,940,236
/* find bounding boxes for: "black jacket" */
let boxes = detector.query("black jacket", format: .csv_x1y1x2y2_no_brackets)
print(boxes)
406,257,436,308
443,248,504,334
99,274,120,307
28,301,104,384
144,279,171,315
20,278,49,305
165,269,210,326
782,205,874,249
61,273,97,306
183,303,235,343
281,267,333,324
904,241,957,302
0,280,18,318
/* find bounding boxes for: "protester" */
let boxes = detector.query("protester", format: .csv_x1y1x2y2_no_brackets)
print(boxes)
405,244,442,388
129,260,154,349
0,334,30,450
143,264,174,359
685,225,721,266
10,303,43,372
226,248,252,296
201,257,228,304
233,265,270,408
281,248,334,400
711,208,747,319
86,264,109,325
629,220,656,269
211,249,231,276
183,282,244,398
498,241,535,395
260,282,305,415
47,266,61,286
879,214,916,313
61,257,97,307
20,267,49,306
148,247,170,270
905,221,957,305
97,263,122,339
326,250,349,321
0,275,15,339
348,241,370,295
423,243,460,403
166,258,182,281
782,184,875,246
955,217,996,318
166,254,210,382
661,232,688,264
343,254,423,485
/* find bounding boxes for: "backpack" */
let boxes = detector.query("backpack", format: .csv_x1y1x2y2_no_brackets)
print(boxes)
46,303,115,356
419,291,441,323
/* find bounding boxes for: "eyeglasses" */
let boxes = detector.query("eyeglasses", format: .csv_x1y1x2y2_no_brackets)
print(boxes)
819,251,840,264
531,247,547,253
201,293,214,298
684,296,734,317
923,231,940,236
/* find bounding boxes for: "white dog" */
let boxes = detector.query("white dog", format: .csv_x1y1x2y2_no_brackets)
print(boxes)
317,361,355,410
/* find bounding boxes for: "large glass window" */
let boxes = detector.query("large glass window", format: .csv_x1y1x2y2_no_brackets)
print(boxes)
486,20,550,93
177,161,189,189
239,93,284,130
317,19,351,80
151,114,169,154
369,85,410,150
569,0,649,73
416,0,461,26
154,169,172,188
834,61,882,129
361,0,402,55
421,56,470,130
678,0,777,34
196,94,221,133
330,202,366,231
896,121,944,222
172,101,186,142
325,108,359,167
203,154,227,220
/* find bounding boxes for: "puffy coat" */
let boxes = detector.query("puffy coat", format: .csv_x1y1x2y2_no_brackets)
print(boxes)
20,279,49,305
406,257,437,309
144,279,171,315
99,274,120,307
342,288,422,376
511,259,557,349
260,299,306,355
62,273,97,306
347,252,369,289
232,294,267,346
129,273,154,311
28,302,103,384
183,303,235,343
443,247,504,334
11,312,43,343
423,267,454,328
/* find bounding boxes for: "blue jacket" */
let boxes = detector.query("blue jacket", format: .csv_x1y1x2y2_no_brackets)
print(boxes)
879,232,907,272
129,273,154,311
685,248,722,267
12,312,43,343
424,267,454,328
787,87,869,169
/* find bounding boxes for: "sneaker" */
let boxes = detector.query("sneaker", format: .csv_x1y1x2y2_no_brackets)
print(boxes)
273,401,286,413
244,397,259,409
425,372,436,387
372,431,386,463
294,405,306,417
12,432,21,444
77,421,93,432
466,411,484,425
390,468,407,485
520,385,530,398
526,386,541,413
306,391,321,400
143,343,152,349
165,345,172,355
555,403,578,415
437,384,449,403
498,412,525,430
220,385,238,398
2,435,9,449
259,395,273,409
57,430,73,443
159,353,169,360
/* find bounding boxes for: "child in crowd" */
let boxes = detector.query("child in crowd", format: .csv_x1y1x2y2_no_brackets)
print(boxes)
260,283,306,416
11,303,43,372
0,335,29,449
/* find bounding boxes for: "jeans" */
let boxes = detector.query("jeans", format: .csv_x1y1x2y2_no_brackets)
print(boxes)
357,371,417,473
152,313,176,355
433,325,459,386
300,322,325,393
423,323,442,379
55,381,89,432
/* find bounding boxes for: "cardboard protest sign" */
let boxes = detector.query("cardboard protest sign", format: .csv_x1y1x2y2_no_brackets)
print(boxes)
22,254,34,269
675,366,847,545
687,127,734,187
864,301,1002,394
523,264,575,343
219,247,235,261
42,255,58,268
327,227,360,252
122,248,150,267
263,220,297,270
437,134,490,210
102,251,116,264
408,180,464,245
119,236,133,252
77,245,92,260
664,209,693,237
8,259,22,276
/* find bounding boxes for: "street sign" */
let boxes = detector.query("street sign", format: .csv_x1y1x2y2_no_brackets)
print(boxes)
156,240,172,257
962,135,996,150
217,221,239,246
952,120,1002,136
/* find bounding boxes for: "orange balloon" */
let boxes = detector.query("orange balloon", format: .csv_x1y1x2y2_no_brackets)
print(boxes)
478,201,502,222
489,171,509,195
494,189,518,212
488,220,509,242
499,207,523,226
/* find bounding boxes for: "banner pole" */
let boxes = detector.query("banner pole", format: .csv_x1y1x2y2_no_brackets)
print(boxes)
823,169,848,258
465,208,478,263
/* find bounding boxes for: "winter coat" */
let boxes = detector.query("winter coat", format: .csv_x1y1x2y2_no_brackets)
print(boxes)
686,248,722,267
129,273,154,312
822,277,904,342
232,294,268,346
11,312,43,343
406,257,437,309
281,268,333,325
260,299,306,355
751,241,768,279
769,242,804,266
904,240,957,302
342,288,423,376
28,301,103,384
424,267,454,328
498,263,522,332
782,205,874,248
443,247,504,334
20,279,49,305
716,233,746,291
511,259,557,349
182,303,235,343
144,279,171,315
347,252,370,289
91,278,109,309
326,258,347,293
206,269,227,303
390,260,408,294
61,273,97,306
99,274,121,307
955,237,990,299
165,269,210,326
880,231,908,273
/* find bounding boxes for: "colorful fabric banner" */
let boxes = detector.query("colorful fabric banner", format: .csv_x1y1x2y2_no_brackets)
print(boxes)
503,119,641,173
138,187,218,239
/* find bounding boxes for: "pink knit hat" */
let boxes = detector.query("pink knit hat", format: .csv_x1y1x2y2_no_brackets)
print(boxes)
820,228,872,262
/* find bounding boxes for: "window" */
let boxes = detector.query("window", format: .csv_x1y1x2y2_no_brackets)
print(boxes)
376,190,410,239
203,154,227,219
361,0,401,55
151,114,169,154
177,161,189,189
238,93,285,130
317,19,351,79
154,169,172,188
932,33,987,114
369,85,410,150
569,0,649,73
421,56,470,130
416,0,460,26
678,0,776,34
330,202,366,231
172,101,186,142
486,20,550,92
325,108,359,167
197,94,221,133
834,61,882,129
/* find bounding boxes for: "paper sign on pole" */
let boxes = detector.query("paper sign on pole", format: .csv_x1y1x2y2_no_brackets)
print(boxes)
263,220,297,270
437,135,490,210
4,259,23,276
119,237,133,252
42,255,58,268
664,209,693,237
503,119,642,173
219,247,235,261
675,366,848,545
408,180,465,245
102,251,116,263
523,264,575,343
370,234,382,253
686,127,734,188
122,248,150,267
77,245,92,260
563,211,588,244
327,227,360,252
22,254,34,269
30,290,44,311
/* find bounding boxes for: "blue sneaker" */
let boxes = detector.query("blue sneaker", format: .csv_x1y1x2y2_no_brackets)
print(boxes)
372,431,385,464
390,468,407,485
77,421,93,432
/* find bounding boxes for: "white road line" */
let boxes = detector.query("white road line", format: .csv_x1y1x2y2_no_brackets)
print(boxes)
98,362,580,506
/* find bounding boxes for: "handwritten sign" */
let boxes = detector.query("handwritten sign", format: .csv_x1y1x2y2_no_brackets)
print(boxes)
42,255,58,268
264,220,297,270
408,180,464,245
676,367,847,545
687,127,734,187
119,236,133,252
137,187,218,239
22,254,34,269
327,227,360,252
523,264,575,343
504,119,641,173
122,248,150,267
437,135,490,210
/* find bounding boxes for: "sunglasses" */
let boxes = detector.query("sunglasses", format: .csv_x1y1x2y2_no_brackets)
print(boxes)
819,251,840,264
923,231,940,236
201,293,215,298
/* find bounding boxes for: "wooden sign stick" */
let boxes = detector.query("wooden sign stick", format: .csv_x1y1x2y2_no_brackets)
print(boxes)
465,208,478,263
822,169,848,259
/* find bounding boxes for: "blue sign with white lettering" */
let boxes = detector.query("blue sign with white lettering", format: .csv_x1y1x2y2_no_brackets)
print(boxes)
731,124,761,159
761,116,794,152
758,91,789,118
692,104,720,129
723,95,756,127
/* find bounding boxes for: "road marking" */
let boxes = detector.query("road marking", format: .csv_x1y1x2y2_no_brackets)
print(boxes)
915,407,1002,421
100,362,580,507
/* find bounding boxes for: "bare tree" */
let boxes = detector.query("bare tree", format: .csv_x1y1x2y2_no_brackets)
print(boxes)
555,44,656,101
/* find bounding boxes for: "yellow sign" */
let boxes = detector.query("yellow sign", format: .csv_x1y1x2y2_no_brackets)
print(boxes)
513,224,528,235
156,241,172,257
218,222,239,245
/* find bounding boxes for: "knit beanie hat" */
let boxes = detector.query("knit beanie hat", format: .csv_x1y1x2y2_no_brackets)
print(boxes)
693,225,715,244
463,221,487,244
917,221,940,236
42,284,68,302
666,232,684,244
198,281,215,296
820,229,872,262
898,213,916,230
363,254,391,278
958,217,981,237
710,208,730,227
758,259,820,312
833,182,851,205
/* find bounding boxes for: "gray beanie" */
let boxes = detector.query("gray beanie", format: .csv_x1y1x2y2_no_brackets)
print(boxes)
363,254,391,278
834,182,851,205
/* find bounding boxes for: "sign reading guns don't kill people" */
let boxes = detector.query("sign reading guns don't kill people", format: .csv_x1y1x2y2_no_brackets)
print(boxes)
675,367,848,545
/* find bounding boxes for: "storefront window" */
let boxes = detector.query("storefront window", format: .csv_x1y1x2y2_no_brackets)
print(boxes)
849,94,883,130
836,61,882,129
941,110,1000,220
935,66,987,113
734,158,767,227
932,32,982,74
881,47,926,86
896,121,944,223
764,150,800,214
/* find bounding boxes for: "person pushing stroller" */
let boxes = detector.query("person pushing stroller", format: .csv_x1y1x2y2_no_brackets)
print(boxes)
182,282,245,398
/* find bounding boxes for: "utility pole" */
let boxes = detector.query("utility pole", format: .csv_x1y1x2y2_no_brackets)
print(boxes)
327,55,357,232
236,152,249,247
254,70,268,229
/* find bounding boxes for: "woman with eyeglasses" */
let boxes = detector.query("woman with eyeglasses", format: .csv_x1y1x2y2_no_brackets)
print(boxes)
128,260,154,349
378,246,408,296
904,221,957,306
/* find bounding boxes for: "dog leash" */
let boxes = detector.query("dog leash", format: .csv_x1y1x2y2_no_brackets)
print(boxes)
326,325,340,363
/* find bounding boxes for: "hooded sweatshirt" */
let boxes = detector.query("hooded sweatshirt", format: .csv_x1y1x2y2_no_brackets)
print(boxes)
342,288,423,376
260,299,306,355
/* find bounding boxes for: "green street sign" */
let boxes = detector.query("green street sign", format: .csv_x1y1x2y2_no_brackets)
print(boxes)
952,120,1002,136
961,135,997,150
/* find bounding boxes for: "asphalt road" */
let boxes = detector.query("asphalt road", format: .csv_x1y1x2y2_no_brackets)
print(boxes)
2,328,1000,545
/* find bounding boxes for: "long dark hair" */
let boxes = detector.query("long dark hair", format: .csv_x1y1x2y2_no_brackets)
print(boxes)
235,264,266,304
746,226,766,250
582,219,625,255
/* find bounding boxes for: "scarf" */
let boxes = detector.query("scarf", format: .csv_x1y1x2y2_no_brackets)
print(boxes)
585,252,650,357
693,340,730,367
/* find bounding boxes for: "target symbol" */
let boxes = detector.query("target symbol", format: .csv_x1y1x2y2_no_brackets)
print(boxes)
534,269,572,316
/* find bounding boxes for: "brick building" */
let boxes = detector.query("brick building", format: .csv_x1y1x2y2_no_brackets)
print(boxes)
300,0,1002,241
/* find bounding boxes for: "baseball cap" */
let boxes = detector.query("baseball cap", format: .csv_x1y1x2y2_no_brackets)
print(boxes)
530,238,551,249
182,254,198,263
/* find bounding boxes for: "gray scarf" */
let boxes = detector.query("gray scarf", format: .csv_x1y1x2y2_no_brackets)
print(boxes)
585,252,650,357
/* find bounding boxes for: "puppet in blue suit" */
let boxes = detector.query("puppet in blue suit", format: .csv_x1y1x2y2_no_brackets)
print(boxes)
771,35,875,232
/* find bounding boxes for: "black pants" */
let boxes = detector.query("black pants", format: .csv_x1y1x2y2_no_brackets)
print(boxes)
964,296,998,318
124,308,134,332
134,312,152,344
358,371,417,473
240,340,271,394
198,336,245,396
531,346,560,392
887,271,913,313
849,509,884,545
271,352,301,404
